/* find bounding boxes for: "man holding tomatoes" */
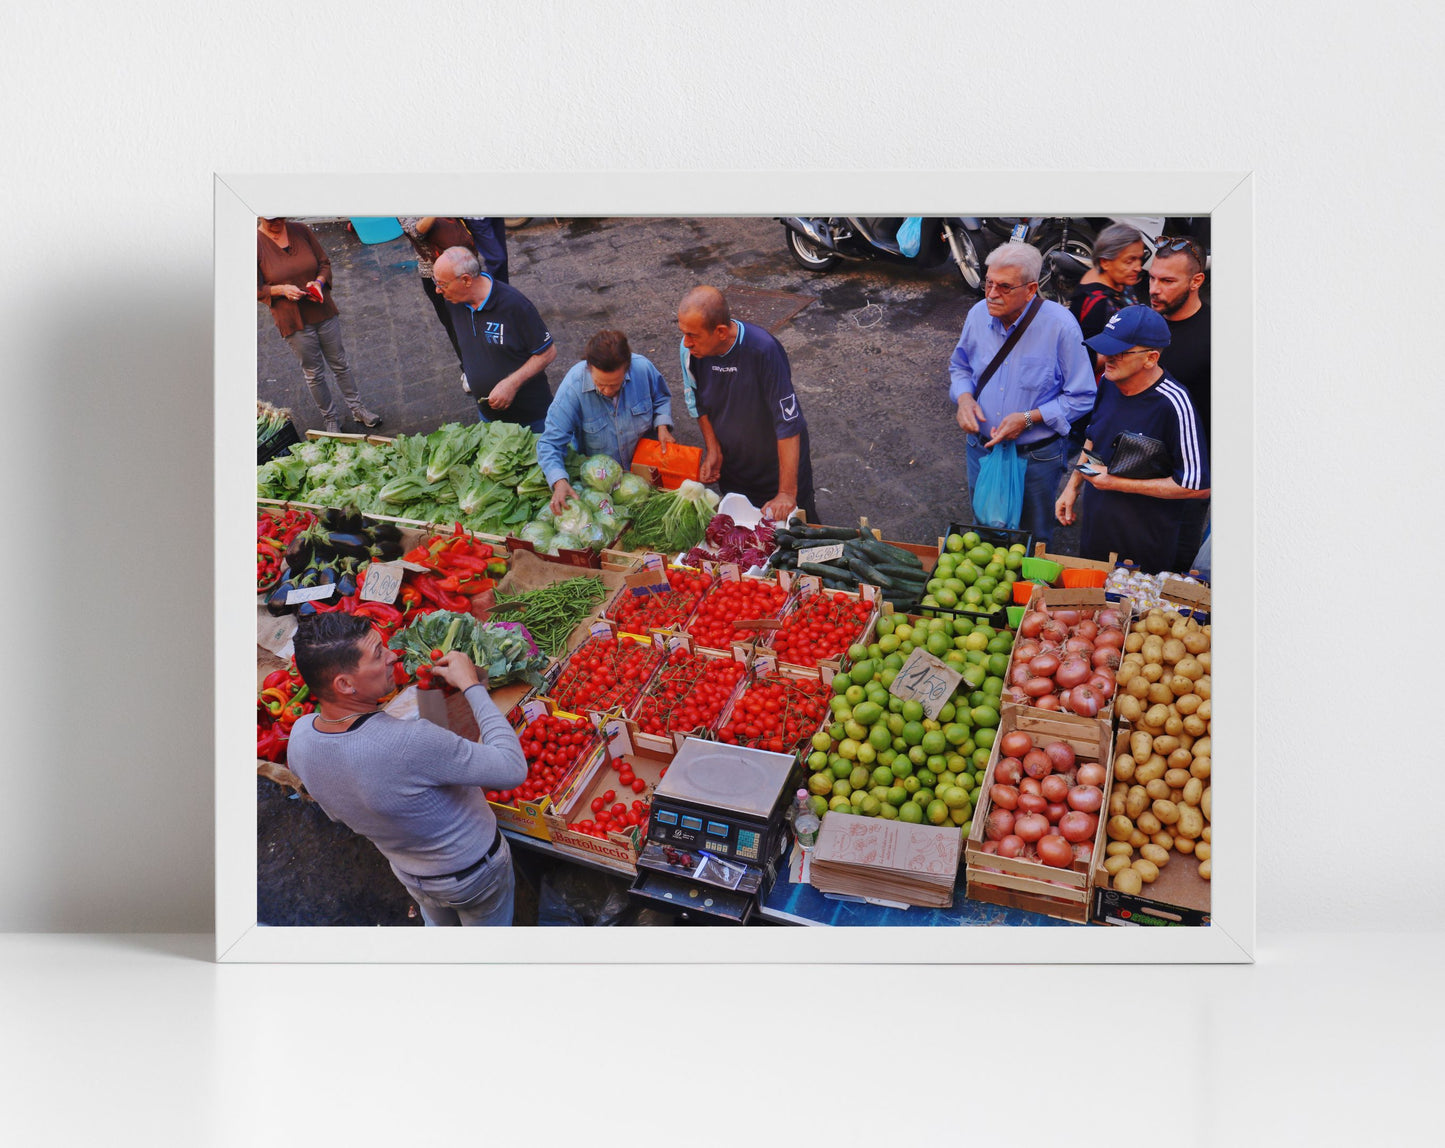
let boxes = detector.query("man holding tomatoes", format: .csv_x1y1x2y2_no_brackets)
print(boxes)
287,613,529,926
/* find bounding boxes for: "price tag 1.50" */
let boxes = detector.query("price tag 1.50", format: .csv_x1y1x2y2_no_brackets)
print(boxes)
888,648,963,721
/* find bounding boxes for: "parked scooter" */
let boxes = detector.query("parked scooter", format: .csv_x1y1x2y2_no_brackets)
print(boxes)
779,216,991,288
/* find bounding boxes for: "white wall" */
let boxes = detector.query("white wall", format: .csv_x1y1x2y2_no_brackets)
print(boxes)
2,0,1438,932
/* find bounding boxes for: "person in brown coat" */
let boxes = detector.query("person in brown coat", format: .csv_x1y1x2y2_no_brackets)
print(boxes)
257,217,383,433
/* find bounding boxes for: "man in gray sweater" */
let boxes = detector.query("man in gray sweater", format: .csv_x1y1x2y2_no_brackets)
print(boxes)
287,613,530,926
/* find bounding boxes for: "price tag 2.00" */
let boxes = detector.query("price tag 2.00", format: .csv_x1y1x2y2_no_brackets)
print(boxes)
360,561,404,604
888,648,963,721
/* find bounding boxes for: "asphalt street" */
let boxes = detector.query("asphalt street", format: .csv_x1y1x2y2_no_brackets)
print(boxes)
256,216,1084,554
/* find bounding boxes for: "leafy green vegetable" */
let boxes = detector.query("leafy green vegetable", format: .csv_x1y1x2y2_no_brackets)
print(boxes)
624,479,718,553
579,454,623,492
475,422,537,486
388,611,548,686
426,421,488,484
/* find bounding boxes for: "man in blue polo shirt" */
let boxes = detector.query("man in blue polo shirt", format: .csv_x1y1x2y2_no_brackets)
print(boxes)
1055,306,1210,574
537,329,676,513
677,285,818,523
948,243,1095,548
433,246,555,431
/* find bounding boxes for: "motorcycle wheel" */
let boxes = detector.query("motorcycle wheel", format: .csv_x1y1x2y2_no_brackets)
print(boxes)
785,226,841,272
503,217,532,229
1034,228,1096,304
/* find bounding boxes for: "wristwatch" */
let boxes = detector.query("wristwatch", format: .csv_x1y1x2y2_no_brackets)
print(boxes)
1022,410,1035,430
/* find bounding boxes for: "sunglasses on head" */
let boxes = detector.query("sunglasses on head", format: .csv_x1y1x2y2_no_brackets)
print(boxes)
1154,235,1205,262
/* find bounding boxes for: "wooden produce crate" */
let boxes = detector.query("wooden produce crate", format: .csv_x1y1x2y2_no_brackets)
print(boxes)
536,619,667,722
1027,543,1118,587
1090,731,1212,926
618,632,752,758
762,573,880,678
682,566,795,660
964,708,1114,924
542,718,669,875
603,557,711,640
1001,584,1132,734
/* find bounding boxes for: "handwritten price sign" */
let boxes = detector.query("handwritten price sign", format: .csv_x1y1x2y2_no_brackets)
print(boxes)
888,648,963,721
360,562,404,604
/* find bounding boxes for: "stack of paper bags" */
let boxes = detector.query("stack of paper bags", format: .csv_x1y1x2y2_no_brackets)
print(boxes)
809,815,962,908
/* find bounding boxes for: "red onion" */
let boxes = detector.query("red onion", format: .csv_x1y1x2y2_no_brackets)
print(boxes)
1040,620,1069,645
1045,801,1069,824
1091,646,1121,671
1014,813,1050,843
1013,640,1042,662
1017,793,1048,815
1019,611,1049,640
1037,835,1074,868
1018,777,1042,797
1000,732,1033,760
1035,694,1061,711
995,758,1024,786
1073,620,1099,641
1022,748,1053,779
1064,636,1095,657
1097,608,1124,629
1023,676,1055,698
1053,608,1082,627
1059,810,1097,843
1028,652,1061,678
1095,627,1125,650
1054,657,1091,689
985,808,1016,841
1071,842,1095,865
1009,665,1033,687
1088,673,1116,699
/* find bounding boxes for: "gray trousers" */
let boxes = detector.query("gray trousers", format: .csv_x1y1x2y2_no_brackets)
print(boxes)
282,314,362,422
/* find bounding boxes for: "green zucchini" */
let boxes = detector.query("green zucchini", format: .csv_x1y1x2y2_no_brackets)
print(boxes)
845,556,896,590
873,561,930,584
790,523,863,541
799,561,857,582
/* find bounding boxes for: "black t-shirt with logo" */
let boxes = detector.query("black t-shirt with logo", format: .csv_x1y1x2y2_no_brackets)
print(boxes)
447,277,554,426
689,321,815,510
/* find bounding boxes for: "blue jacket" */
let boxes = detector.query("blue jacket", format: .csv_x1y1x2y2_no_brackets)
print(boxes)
536,354,674,487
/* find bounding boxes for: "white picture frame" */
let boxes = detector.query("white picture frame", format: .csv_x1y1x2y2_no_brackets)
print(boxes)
217,171,1253,963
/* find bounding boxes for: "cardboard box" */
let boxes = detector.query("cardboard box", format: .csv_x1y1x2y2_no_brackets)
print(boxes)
810,814,963,908
964,708,1114,924
542,719,668,875
620,632,751,758
1090,731,1211,926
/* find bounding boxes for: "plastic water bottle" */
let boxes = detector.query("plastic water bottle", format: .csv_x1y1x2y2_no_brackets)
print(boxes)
792,788,820,851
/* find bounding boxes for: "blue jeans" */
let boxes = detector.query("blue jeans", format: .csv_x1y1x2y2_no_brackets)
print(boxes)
477,407,548,435
964,433,1069,550
396,836,515,927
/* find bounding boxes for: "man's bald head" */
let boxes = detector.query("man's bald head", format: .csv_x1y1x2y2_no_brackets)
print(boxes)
678,285,730,330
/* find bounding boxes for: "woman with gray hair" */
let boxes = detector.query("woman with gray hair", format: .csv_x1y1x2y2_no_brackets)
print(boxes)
1066,223,1147,453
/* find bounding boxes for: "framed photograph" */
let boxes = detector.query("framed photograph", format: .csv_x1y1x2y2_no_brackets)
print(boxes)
218,171,1252,963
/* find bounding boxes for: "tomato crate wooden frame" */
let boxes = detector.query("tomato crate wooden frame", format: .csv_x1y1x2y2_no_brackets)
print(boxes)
964,708,1115,924
603,561,712,640
762,572,881,678
542,719,669,875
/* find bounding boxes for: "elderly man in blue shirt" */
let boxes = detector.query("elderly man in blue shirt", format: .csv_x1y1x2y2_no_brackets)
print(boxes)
537,329,676,513
948,242,1095,548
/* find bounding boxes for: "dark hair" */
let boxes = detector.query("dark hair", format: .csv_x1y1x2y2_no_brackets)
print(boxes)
679,285,730,330
1153,237,1206,278
583,329,632,372
293,613,372,700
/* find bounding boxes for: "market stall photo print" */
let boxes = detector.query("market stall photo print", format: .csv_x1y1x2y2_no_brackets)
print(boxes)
218,172,1252,962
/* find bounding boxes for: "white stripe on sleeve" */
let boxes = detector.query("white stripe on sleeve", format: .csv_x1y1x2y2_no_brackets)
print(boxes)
1158,380,1204,489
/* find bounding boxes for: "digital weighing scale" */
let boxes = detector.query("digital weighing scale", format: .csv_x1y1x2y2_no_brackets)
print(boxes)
629,738,798,924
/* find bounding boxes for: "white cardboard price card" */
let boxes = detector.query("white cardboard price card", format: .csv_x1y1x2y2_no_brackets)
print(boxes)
798,543,845,564
285,583,336,606
888,648,963,721
360,561,404,604
642,553,666,571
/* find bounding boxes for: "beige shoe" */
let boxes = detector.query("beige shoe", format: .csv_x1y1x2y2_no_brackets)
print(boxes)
352,406,383,428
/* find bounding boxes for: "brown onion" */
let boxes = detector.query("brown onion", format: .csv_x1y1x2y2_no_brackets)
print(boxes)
1017,792,1049,815
1073,619,1099,641
1095,627,1126,650
1097,608,1124,629
1059,810,1097,843
1022,748,1053,779
1040,774,1070,804
1040,620,1069,645
1034,694,1061,711
1013,640,1042,662
1064,636,1095,656
1045,801,1069,824
1043,741,1076,773
984,808,1015,841
1067,785,1104,813
1053,608,1082,627
1022,676,1055,698
1068,683,1103,717
995,757,1024,786
1037,834,1074,868
1055,657,1092,689
1009,665,1032,687
1018,611,1049,640
1076,762,1106,787
1088,673,1116,699
999,731,1033,760
1091,646,1121,671
1072,841,1095,864
1014,813,1050,843
1028,652,1061,678
989,784,1020,811
1018,777,1042,797
982,841,999,854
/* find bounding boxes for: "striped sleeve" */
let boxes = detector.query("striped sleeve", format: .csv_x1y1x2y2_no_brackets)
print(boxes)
1158,380,1209,490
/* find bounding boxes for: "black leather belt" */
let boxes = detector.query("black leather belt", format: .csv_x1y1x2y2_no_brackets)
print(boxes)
1016,433,1060,453
435,833,503,882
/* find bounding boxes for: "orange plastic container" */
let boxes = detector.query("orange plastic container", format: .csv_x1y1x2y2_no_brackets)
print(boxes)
1012,579,1037,605
630,439,702,490
1060,568,1108,589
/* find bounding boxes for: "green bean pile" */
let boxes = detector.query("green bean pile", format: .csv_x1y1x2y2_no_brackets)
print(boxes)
493,576,609,657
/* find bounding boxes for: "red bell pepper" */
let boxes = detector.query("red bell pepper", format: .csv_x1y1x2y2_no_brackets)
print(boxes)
262,668,291,690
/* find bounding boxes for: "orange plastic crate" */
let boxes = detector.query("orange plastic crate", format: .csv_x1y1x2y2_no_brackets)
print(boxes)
1060,568,1108,589
630,439,701,490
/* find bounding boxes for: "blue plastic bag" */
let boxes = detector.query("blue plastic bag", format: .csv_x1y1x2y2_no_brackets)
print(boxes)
896,217,922,257
972,441,1026,529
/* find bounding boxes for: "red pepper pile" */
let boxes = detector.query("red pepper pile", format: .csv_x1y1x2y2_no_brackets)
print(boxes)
486,713,595,806
404,523,510,610
685,577,789,649
256,659,315,763
607,567,713,634
715,673,831,754
548,634,664,716
569,789,652,840
258,507,317,592
634,648,746,737
769,590,874,668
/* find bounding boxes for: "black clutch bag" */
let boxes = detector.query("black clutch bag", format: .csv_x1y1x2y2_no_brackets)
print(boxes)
1107,432,1173,480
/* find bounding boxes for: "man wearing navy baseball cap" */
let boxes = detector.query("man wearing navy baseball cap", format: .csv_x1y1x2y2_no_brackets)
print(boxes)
1054,305,1210,575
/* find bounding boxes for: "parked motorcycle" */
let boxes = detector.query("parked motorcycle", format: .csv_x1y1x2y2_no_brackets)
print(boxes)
779,215,1103,299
